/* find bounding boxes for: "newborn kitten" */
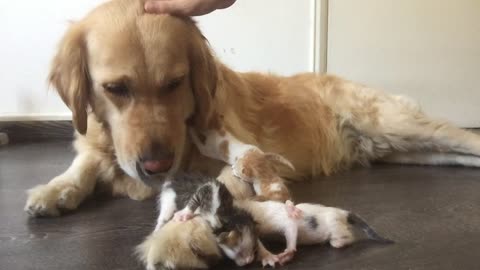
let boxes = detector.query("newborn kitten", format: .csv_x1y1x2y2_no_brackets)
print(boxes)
155,173,277,267
189,128,294,202
235,199,394,265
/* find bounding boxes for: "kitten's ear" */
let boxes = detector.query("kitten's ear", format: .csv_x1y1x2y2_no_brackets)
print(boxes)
241,166,254,179
216,232,229,243
264,153,296,171
228,230,238,238
217,230,238,244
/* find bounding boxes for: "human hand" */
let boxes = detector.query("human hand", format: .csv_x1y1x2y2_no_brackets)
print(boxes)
144,0,236,16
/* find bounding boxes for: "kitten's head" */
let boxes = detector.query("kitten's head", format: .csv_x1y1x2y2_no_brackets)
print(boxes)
216,226,258,266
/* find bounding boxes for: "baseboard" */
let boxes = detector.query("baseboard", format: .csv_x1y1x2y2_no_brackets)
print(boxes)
0,121,73,144
0,133,8,145
0,120,478,145
0,114,72,122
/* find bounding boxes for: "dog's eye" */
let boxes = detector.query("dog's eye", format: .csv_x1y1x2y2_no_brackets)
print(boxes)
165,77,184,92
103,83,129,97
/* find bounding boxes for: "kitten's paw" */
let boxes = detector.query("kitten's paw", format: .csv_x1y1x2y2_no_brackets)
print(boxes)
173,209,194,222
277,249,296,265
285,200,303,219
25,182,84,217
260,253,280,268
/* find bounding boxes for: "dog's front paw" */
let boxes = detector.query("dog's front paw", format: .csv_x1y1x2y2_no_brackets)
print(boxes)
25,182,83,217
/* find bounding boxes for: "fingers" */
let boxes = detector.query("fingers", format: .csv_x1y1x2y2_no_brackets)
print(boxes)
145,0,193,16
217,0,236,9
145,0,236,16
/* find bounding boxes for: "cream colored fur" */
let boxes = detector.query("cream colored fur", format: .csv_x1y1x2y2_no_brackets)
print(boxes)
136,216,221,270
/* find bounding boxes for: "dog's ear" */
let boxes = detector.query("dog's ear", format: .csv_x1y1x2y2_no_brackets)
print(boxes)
49,23,90,135
188,29,218,130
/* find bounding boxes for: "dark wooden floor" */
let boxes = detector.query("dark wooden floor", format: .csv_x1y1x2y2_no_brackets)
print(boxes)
1,141,479,270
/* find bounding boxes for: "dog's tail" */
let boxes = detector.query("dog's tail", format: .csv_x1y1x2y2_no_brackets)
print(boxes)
347,213,394,244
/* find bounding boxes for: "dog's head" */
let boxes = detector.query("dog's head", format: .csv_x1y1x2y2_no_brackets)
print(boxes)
49,0,217,181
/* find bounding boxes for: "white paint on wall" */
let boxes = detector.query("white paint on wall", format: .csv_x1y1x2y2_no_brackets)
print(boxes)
0,0,315,119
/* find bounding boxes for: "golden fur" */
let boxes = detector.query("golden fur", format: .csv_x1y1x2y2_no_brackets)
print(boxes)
44,0,351,182
24,0,480,268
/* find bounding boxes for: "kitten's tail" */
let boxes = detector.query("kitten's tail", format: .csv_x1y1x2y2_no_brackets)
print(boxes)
347,213,394,244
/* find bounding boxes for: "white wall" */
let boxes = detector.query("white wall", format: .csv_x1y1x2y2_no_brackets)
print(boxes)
0,0,107,120
197,0,315,75
0,0,315,120
328,0,480,127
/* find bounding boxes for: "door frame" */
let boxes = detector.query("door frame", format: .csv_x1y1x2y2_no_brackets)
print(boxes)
313,0,329,74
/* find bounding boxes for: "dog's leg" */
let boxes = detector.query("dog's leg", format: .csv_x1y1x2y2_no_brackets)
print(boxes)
392,117,480,156
109,174,155,201
189,128,208,154
384,94,480,156
189,128,227,162
381,152,480,167
353,94,480,159
25,151,102,217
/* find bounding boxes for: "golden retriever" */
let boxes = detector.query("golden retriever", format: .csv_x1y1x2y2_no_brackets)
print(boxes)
24,0,480,268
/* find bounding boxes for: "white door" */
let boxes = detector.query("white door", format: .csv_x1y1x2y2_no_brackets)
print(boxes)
0,0,314,120
327,0,480,127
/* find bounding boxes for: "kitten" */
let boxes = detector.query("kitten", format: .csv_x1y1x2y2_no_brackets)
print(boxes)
155,173,278,267
235,199,394,265
189,128,294,202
